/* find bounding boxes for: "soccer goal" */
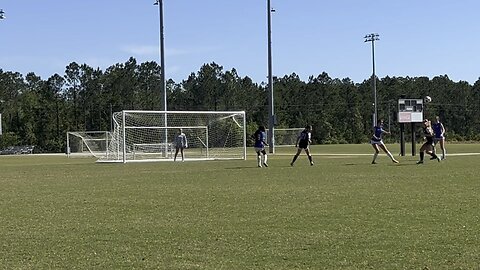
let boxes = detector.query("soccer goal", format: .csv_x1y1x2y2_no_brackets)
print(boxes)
266,128,304,147
99,110,246,163
66,131,112,158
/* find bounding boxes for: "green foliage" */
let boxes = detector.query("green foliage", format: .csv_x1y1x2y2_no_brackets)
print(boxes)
0,131,20,148
1,63,480,153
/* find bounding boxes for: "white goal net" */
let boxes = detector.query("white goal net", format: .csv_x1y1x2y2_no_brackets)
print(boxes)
67,131,112,158
99,110,246,163
266,128,304,147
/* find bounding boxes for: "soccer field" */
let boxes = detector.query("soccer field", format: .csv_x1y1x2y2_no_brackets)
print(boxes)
1,144,479,269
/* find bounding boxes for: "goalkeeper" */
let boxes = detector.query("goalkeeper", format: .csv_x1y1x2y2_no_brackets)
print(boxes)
174,129,188,162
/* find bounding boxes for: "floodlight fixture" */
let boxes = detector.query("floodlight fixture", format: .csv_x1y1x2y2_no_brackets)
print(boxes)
364,33,379,42
0,9,5,20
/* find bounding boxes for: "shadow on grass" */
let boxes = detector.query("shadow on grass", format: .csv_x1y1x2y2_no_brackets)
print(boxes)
343,162,420,166
225,166,259,170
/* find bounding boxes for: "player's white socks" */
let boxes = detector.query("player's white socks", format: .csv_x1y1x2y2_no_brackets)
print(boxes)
263,155,268,165
257,155,261,167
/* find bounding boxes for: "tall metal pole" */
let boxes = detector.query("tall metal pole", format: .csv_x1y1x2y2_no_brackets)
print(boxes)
0,8,4,135
364,33,379,127
267,0,275,153
154,0,167,112
154,1,168,152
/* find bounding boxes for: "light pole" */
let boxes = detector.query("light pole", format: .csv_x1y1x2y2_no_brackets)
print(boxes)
0,100,4,136
153,1,166,112
364,33,379,127
267,0,275,153
0,12,4,128
153,1,169,152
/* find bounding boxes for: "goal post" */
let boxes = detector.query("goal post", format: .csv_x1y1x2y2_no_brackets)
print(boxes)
99,110,246,163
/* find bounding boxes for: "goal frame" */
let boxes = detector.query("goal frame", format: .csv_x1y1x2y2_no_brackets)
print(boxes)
66,131,112,158
102,110,247,163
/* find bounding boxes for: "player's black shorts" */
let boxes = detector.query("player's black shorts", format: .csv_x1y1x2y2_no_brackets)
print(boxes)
298,142,309,149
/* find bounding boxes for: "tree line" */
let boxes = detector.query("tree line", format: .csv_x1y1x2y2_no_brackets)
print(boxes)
1,57,479,152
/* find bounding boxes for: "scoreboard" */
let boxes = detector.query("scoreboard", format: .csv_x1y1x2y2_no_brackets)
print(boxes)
398,98,424,123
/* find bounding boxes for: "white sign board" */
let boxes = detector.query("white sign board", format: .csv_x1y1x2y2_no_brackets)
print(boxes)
398,99,424,123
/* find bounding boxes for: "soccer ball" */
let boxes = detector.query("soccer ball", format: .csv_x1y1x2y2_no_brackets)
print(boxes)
425,96,432,103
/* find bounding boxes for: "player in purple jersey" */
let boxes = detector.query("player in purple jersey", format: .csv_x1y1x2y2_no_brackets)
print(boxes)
370,119,399,164
290,125,314,166
417,119,441,164
432,116,446,160
253,126,268,167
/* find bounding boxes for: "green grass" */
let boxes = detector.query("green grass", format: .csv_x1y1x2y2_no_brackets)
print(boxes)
1,144,479,269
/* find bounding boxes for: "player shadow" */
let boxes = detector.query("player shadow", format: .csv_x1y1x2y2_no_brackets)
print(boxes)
387,162,419,167
225,166,258,170
344,163,362,166
343,162,419,166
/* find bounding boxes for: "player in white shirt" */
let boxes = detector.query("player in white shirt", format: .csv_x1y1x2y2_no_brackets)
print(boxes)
174,129,188,162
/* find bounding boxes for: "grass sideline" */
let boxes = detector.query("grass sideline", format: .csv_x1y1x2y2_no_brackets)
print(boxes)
0,144,479,269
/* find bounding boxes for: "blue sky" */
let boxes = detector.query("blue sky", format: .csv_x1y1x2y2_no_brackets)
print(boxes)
0,0,479,84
